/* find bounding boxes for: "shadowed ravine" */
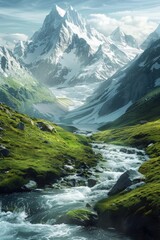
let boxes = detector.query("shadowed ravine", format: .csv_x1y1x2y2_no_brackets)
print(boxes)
0,143,147,240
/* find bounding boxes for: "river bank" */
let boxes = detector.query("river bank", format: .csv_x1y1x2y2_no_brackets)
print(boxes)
0,143,147,240
92,121,160,239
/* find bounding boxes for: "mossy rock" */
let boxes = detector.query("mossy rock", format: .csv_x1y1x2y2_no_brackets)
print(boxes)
57,209,98,226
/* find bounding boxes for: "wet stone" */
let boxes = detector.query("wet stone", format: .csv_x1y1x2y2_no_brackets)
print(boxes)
88,178,97,187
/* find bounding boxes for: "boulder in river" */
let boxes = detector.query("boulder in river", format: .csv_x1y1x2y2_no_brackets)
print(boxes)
57,209,98,227
64,165,74,171
88,178,97,187
108,169,145,196
24,180,37,190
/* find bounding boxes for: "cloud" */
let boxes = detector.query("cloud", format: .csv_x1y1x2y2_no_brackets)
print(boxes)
88,14,119,36
88,13,158,43
120,15,157,41
4,33,28,42
0,33,28,49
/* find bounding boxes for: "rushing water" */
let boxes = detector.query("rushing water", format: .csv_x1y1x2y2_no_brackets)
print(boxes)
0,144,148,240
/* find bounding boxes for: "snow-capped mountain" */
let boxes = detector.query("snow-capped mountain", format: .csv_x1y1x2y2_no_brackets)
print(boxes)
16,5,141,87
16,5,104,85
0,46,33,81
109,27,138,48
63,38,160,129
75,33,140,84
141,24,160,50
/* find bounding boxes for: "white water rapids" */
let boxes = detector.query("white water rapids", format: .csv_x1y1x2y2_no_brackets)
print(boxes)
0,143,148,240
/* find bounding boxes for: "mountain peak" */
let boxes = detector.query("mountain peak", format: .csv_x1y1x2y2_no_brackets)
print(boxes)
114,26,123,33
110,27,138,48
110,27,125,40
54,5,66,17
65,5,78,16
64,5,85,28
31,5,65,42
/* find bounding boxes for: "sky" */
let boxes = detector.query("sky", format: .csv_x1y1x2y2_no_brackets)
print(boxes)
0,0,160,47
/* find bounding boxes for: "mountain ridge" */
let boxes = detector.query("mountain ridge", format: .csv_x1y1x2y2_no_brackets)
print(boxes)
62,38,160,129
15,5,141,88
141,24,160,49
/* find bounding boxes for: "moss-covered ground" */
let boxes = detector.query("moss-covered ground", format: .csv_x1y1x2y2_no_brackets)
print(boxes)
93,120,160,238
0,104,97,193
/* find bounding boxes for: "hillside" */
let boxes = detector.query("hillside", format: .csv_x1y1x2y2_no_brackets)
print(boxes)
93,120,160,239
63,38,160,128
0,46,67,122
99,87,160,130
0,104,97,193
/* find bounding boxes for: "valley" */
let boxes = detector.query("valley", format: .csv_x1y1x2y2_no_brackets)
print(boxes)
0,2,160,240
0,106,148,239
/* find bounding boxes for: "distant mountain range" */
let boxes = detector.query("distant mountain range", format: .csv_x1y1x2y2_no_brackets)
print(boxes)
14,5,140,87
63,38,160,129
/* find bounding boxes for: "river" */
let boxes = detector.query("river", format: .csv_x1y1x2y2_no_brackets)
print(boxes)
0,143,148,240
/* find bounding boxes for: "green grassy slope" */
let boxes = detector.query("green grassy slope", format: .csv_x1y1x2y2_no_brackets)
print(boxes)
100,87,160,130
0,76,56,112
93,120,160,238
0,104,96,193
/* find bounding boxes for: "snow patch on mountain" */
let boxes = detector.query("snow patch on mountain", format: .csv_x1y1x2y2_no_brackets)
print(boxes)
55,5,66,17
139,61,146,67
70,99,132,126
102,73,126,101
155,78,160,87
59,49,82,81
50,82,100,111
151,62,160,71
